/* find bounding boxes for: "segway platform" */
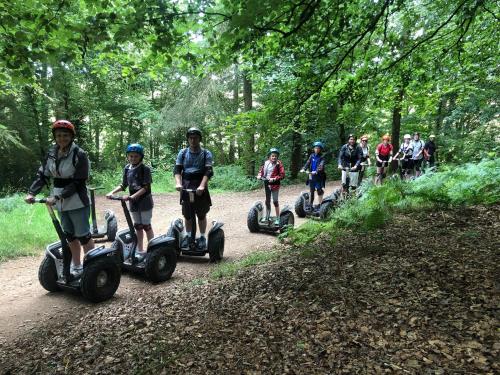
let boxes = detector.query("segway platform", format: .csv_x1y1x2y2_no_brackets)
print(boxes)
247,202,294,233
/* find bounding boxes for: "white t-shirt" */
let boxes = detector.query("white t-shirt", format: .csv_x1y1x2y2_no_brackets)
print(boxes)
263,160,276,179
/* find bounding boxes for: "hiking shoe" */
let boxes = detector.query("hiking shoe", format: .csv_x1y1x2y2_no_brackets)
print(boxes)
180,235,192,249
70,265,83,279
196,236,207,251
135,251,147,262
274,218,280,226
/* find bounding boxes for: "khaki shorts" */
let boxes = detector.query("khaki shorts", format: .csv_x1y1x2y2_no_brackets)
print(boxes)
131,209,153,225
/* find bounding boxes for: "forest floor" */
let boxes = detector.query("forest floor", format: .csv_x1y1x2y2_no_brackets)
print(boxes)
0,197,498,373
0,182,330,344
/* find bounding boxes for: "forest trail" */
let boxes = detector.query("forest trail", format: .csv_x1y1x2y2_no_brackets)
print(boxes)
0,182,338,344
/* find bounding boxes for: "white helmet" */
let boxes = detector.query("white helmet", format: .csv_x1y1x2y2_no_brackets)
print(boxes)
403,134,411,139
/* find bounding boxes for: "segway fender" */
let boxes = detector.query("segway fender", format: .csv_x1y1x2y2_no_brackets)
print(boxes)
252,201,264,213
147,234,176,251
209,221,224,234
280,205,293,216
83,245,120,265
45,241,64,278
104,210,115,222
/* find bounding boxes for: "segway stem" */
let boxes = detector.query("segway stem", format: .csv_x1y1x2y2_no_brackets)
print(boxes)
34,198,72,282
90,188,98,233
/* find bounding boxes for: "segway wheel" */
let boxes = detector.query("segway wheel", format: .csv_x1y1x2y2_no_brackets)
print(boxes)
319,200,335,220
106,215,118,241
279,212,295,232
247,207,260,233
208,229,225,262
294,194,307,218
80,258,121,303
38,256,61,292
145,247,177,283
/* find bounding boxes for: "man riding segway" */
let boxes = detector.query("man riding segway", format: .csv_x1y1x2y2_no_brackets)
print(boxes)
174,127,214,251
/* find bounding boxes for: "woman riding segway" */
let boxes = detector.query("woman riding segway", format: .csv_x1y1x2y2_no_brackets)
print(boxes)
25,120,121,301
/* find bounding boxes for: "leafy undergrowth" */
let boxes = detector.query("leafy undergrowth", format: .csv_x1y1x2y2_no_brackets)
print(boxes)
1,205,498,374
288,158,500,245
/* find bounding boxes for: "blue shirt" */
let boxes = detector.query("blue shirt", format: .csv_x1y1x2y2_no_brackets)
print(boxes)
175,148,213,177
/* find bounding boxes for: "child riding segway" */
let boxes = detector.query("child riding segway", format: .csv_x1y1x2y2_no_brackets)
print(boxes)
108,195,177,282
295,141,337,219
247,148,294,233
169,127,224,262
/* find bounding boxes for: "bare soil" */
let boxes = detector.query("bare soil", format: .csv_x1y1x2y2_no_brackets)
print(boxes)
0,182,337,344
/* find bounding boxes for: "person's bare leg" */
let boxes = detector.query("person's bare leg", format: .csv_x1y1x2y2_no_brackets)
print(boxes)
136,229,144,252
69,240,82,266
82,238,95,253
146,228,154,242
199,217,207,234
318,194,324,205
275,204,280,217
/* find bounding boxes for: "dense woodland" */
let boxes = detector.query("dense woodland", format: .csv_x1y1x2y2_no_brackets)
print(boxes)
0,0,498,194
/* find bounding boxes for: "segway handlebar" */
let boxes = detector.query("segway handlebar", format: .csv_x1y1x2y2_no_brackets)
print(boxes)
88,186,105,191
33,198,48,204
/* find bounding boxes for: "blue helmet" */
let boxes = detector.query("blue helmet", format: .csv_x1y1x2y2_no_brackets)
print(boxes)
126,143,144,157
313,141,324,150
268,147,280,156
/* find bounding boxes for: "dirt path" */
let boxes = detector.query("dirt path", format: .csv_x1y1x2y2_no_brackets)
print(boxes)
0,182,338,344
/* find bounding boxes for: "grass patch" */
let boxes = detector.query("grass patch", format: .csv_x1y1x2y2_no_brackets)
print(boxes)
0,195,56,262
287,158,500,245
89,164,260,194
211,250,281,279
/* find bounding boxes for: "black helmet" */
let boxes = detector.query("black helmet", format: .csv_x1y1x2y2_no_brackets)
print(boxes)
186,127,202,140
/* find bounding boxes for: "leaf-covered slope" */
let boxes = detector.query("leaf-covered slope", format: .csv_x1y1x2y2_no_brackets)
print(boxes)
1,205,498,374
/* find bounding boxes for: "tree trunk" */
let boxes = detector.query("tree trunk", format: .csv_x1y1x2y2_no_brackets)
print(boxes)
243,73,255,176
94,119,100,169
391,86,405,172
229,64,238,163
25,88,46,162
290,129,302,180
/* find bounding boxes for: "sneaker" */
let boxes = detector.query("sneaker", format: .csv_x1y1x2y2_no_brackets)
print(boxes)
180,235,192,249
260,218,269,223
135,251,147,262
196,236,207,251
274,218,280,226
70,265,83,279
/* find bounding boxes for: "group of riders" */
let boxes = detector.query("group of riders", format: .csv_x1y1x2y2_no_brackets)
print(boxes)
259,132,438,217
25,121,213,278
24,120,437,278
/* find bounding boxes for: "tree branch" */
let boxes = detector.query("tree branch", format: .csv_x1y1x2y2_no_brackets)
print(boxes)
382,0,469,72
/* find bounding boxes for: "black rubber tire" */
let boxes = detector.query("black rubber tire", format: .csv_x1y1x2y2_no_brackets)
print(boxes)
247,207,260,233
80,257,121,303
319,200,335,220
145,247,177,283
106,216,118,241
294,193,307,218
208,229,225,262
279,212,295,232
38,256,60,292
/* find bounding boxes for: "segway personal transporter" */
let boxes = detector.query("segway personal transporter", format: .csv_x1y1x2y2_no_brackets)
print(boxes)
167,189,225,262
35,198,121,302
247,177,294,233
109,196,177,282
89,187,118,241
294,170,339,220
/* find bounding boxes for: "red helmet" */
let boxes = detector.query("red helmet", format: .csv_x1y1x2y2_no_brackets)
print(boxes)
52,120,75,136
